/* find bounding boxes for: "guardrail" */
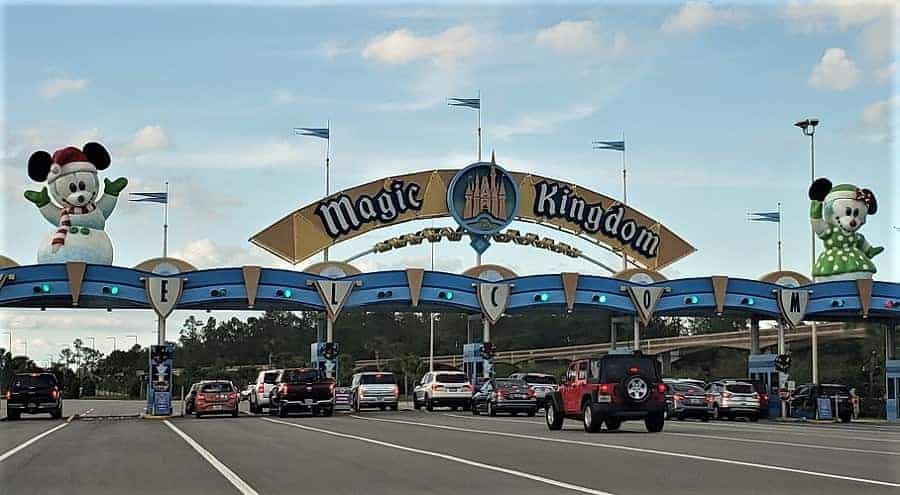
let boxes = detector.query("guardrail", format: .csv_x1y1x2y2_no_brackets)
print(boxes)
354,322,865,369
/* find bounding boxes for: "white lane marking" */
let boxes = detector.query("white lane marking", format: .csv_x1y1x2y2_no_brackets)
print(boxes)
443,413,899,455
669,420,900,443
163,420,259,495
263,417,615,495
662,431,900,456
352,415,900,488
0,423,68,463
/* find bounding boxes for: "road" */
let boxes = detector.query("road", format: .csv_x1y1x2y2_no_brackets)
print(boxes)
2,400,899,495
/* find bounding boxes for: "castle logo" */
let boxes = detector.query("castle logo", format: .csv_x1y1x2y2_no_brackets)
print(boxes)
447,155,519,237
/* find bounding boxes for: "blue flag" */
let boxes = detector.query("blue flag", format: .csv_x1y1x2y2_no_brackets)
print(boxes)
293,127,329,139
448,97,480,109
748,212,780,222
129,192,168,204
593,140,625,152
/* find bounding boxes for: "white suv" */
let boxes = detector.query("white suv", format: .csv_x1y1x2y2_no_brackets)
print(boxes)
249,369,281,414
413,371,473,411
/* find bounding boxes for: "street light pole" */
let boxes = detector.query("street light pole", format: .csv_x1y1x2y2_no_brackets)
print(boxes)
125,335,138,349
795,117,820,384
2,331,10,354
106,336,117,353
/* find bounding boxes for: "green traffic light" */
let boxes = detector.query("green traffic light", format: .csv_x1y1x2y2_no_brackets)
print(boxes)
441,291,453,300
110,286,119,296
283,288,292,298
41,283,51,293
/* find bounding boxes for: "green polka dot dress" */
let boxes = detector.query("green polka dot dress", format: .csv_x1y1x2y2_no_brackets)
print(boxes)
814,226,876,277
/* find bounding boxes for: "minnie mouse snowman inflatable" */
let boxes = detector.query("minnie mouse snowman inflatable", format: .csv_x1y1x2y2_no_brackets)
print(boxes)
24,142,127,265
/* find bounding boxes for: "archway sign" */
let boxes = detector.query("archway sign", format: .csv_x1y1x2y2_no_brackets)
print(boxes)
250,162,696,270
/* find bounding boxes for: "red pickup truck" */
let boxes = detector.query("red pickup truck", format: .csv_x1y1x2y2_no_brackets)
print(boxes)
545,352,666,433
268,368,335,417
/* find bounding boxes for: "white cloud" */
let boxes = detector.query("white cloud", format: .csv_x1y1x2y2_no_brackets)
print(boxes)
860,17,893,60
859,97,896,142
174,140,319,169
362,25,477,68
783,1,895,61
662,2,745,34
38,76,90,100
272,90,298,104
317,40,351,60
172,238,293,269
493,105,597,140
808,48,861,91
127,125,170,154
875,62,895,85
535,20,629,56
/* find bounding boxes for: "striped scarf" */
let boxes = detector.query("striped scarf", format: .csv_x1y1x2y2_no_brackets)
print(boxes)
51,203,96,247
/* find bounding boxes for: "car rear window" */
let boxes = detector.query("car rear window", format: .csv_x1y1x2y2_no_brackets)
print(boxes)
725,384,754,394
819,385,849,395
673,383,704,394
360,373,396,384
524,375,556,385
496,380,528,390
201,382,233,393
12,374,57,389
263,372,279,384
436,373,467,384
282,369,321,383
596,358,660,382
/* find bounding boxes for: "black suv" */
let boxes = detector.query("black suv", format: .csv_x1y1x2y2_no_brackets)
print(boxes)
546,352,666,432
789,383,853,422
5,372,63,420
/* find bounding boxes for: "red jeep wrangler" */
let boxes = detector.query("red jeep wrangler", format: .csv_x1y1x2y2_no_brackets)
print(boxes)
545,352,666,433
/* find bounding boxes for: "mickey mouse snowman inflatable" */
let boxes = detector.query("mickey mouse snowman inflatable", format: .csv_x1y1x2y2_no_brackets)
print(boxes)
808,178,883,281
24,142,127,265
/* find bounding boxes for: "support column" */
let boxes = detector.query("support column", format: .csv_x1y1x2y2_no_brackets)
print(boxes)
633,318,640,351
778,319,787,419
887,322,896,360
157,317,166,346
483,318,492,379
660,351,672,374
749,317,760,355
610,322,617,350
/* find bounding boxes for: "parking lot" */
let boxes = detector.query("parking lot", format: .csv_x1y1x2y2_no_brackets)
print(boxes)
1,399,898,495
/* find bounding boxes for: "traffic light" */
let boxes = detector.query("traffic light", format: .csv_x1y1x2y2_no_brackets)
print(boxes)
377,290,393,298
592,294,607,303
210,288,227,297
32,283,51,294
775,354,791,373
534,293,549,303
438,291,454,300
741,297,755,306
481,342,497,360
276,288,293,298
322,342,339,361
101,285,120,296
830,298,845,308
684,295,699,305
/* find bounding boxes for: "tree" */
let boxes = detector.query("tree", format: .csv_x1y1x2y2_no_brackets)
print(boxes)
390,353,425,395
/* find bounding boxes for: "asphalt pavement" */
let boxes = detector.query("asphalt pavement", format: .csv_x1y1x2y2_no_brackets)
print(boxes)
2,400,899,495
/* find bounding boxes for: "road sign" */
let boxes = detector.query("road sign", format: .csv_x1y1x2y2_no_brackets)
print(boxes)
625,286,665,325
314,280,356,321
817,397,833,420
145,277,183,319
777,288,809,328
477,283,511,324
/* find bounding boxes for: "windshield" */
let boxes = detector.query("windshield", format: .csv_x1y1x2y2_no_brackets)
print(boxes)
523,375,556,385
436,373,468,383
673,384,704,394
360,373,396,385
282,369,321,383
263,372,279,384
496,380,528,390
12,374,57,389
201,382,233,393
725,384,754,394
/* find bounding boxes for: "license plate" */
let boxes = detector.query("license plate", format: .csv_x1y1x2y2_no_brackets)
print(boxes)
596,396,612,403
213,405,223,410
448,388,459,392
304,399,313,405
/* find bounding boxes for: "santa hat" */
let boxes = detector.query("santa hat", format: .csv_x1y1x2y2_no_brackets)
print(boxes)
46,146,97,184
825,183,877,215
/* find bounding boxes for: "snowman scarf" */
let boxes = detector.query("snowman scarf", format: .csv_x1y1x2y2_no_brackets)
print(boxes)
51,203,96,247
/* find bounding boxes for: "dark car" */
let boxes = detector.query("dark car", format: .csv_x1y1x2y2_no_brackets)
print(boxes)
665,382,711,421
545,352,666,433
194,381,239,418
471,378,538,416
789,383,852,422
5,372,63,420
269,368,335,417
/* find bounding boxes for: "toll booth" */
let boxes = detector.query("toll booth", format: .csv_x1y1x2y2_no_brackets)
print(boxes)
310,342,340,382
147,343,174,416
463,343,485,384
748,353,782,418
887,359,900,422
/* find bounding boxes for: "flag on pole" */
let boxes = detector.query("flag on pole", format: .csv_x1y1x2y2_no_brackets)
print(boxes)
593,140,625,152
293,127,329,139
448,97,480,109
748,211,780,222
129,192,168,204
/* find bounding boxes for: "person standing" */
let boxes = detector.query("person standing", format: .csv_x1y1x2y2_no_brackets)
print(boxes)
850,387,860,419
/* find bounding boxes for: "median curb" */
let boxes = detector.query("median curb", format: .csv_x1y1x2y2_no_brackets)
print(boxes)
140,414,173,420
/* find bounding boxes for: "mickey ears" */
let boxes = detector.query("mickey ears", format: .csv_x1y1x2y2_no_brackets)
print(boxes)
862,188,878,215
27,151,53,182
83,142,111,170
808,178,832,201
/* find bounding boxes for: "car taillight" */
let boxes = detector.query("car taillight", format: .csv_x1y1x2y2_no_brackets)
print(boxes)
432,384,444,391
497,390,505,399
465,384,474,391
760,394,768,403
280,384,288,394
673,393,684,402
628,366,639,375
257,384,264,394
229,393,237,400
657,383,667,394
706,395,714,403
723,391,733,398
598,383,611,394
197,393,206,401
5,390,10,400
392,385,399,396
51,388,59,400
330,382,336,393
359,386,367,396
527,388,536,398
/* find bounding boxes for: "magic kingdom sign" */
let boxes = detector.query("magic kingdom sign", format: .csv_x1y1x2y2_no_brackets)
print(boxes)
251,163,695,270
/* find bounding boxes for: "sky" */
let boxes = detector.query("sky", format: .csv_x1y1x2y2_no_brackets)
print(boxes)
1,1,896,365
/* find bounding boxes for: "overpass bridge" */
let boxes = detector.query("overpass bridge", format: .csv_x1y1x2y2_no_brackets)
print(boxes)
353,323,867,369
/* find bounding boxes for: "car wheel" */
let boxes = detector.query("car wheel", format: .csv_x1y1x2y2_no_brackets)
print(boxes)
462,402,471,411
676,413,684,421
510,411,518,416
472,402,480,415
249,401,257,414
583,403,601,433
322,407,334,417
546,403,563,431
426,397,434,412
278,403,288,418
701,414,710,422
488,401,497,417
379,405,386,411
195,412,202,419
645,412,665,433
527,409,536,417
311,407,320,417
232,409,239,418
412,396,420,410
7,411,19,421
748,414,759,422
604,417,621,431
51,408,63,420
713,404,722,420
